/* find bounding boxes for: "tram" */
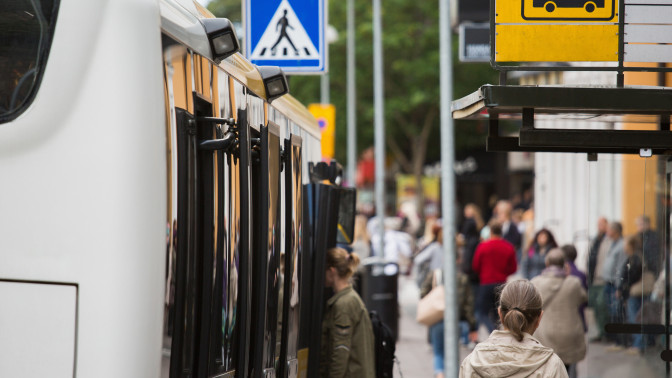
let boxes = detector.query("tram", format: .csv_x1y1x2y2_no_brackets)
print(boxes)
0,1,352,377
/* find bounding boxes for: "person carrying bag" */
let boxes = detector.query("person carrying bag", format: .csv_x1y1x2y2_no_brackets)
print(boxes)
417,269,444,326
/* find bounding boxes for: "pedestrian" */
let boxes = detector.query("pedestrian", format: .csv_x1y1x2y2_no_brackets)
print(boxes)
414,223,443,289
531,248,587,374
521,228,558,279
370,217,412,264
472,220,517,333
495,200,522,259
601,221,628,348
320,248,375,378
459,280,568,378
618,235,656,354
420,247,477,378
561,244,588,332
459,204,484,309
351,214,371,260
636,215,662,275
587,216,611,343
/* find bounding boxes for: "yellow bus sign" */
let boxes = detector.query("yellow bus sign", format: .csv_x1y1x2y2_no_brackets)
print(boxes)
522,0,616,20
495,0,619,62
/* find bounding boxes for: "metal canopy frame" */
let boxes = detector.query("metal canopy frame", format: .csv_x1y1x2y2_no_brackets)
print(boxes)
452,84,672,155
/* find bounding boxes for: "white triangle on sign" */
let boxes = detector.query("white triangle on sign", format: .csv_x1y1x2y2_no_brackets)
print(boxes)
250,0,320,60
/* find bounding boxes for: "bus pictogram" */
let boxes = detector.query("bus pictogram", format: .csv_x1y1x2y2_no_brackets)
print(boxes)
533,0,605,13
520,0,616,21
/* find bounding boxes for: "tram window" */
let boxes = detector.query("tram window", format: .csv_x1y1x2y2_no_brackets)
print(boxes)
0,0,59,123
336,188,356,245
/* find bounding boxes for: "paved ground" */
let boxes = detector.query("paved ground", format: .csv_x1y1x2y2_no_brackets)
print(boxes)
395,275,669,378
395,275,438,377
396,275,472,377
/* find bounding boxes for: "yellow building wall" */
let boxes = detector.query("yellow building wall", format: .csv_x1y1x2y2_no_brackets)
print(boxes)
621,63,665,235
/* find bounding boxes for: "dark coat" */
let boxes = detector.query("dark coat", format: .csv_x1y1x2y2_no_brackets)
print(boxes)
618,254,643,300
503,223,522,251
641,230,662,275
460,218,481,284
587,233,606,286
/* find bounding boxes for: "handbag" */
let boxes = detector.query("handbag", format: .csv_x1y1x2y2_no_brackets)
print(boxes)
629,271,656,297
416,270,445,326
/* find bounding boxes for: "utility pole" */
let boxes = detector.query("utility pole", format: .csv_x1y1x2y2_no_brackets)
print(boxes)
440,0,458,376
373,0,385,255
347,0,356,186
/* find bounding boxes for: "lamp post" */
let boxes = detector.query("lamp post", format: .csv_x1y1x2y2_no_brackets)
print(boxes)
347,0,356,186
440,0,458,377
373,0,385,256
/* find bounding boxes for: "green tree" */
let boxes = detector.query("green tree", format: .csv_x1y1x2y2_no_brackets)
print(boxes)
208,0,497,216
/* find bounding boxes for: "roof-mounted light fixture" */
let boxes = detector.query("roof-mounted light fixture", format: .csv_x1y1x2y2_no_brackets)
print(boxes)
200,18,240,64
256,66,290,102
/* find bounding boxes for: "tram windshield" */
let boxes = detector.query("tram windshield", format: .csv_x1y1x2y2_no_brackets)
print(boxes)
0,0,58,122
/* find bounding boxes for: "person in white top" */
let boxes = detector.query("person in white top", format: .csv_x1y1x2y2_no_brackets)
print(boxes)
460,280,568,378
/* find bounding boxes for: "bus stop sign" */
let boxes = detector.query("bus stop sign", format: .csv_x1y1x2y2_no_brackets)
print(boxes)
495,0,619,62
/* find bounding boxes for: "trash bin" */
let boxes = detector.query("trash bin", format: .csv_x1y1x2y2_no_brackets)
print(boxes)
358,257,399,340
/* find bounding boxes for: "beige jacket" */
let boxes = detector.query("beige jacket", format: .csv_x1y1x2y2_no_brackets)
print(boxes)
531,272,587,364
460,331,568,378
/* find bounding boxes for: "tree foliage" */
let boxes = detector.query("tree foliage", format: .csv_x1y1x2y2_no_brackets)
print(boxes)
207,0,498,169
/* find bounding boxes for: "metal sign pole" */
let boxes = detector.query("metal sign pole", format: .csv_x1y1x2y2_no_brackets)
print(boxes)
373,0,385,256
440,0,458,376
321,74,330,104
347,0,357,185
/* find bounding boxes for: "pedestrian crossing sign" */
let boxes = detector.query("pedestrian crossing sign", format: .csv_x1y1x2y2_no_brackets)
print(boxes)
245,0,326,74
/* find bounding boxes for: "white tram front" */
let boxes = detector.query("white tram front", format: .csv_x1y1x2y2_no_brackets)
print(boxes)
0,1,351,377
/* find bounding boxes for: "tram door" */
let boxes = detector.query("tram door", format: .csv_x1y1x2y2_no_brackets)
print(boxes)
300,182,340,377
278,135,303,378
166,94,252,378
249,122,283,378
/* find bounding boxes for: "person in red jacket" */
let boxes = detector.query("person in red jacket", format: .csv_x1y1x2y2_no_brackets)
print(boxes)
472,220,518,333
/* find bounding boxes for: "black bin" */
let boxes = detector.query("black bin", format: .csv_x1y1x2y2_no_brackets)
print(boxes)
357,258,399,340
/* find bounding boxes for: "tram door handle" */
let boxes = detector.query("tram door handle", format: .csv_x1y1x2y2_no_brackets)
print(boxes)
199,131,237,152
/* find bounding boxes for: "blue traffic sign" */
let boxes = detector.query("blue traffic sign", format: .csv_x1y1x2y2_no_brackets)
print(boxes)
245,0,326,73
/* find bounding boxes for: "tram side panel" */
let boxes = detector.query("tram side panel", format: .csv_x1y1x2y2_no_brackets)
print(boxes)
160,24,335,378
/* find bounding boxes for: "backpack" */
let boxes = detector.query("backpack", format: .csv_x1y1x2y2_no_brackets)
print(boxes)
369,311,396,378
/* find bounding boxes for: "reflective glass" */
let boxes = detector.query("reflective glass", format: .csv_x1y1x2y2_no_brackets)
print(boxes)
0,0,58,122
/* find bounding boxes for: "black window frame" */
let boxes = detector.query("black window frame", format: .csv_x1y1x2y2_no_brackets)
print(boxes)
249,121,283,377
278,135,303,378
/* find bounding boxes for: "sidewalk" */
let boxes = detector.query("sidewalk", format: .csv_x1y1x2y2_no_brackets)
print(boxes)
396,275,473,377
395,275,436,377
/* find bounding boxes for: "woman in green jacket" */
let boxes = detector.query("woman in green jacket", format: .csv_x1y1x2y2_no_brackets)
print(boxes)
320,247,376,378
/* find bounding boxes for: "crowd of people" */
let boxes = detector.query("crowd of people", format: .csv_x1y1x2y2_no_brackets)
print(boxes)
586,216,663,354
321,194,665,377
410,199,665,377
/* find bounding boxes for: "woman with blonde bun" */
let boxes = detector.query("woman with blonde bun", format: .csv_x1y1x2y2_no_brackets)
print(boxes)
460,280,568,378
320,248,375,378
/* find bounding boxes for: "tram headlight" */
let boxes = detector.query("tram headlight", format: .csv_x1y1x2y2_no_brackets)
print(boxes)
257,66,290,102
201,18,240,64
